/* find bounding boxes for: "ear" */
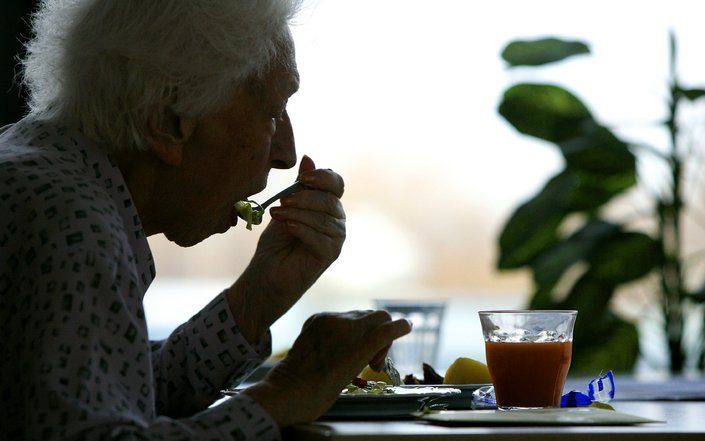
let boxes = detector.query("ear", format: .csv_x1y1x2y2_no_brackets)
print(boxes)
144,106,197,167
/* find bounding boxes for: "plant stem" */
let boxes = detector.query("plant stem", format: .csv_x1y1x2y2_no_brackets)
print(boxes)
659,59,686,373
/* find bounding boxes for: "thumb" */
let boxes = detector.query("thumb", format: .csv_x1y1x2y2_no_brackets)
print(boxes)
298,154,316,178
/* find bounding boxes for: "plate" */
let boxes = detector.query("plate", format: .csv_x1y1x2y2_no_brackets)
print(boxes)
322,385,468,419
419,407,663,426
221,384,489,419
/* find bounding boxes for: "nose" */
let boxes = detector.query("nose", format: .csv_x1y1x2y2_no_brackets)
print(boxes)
270,110,296,169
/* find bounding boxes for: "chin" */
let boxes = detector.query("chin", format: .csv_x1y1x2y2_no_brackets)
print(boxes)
164,226,213,248
165,232,205,247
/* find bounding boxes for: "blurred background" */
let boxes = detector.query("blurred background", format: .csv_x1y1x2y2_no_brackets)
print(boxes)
3,0,705,376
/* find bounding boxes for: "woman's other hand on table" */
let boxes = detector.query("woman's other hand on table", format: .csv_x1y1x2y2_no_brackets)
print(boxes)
243,310,412,427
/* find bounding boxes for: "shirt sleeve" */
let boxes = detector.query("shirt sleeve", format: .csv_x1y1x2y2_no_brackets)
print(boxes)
88,394,282,441
150,292,273,417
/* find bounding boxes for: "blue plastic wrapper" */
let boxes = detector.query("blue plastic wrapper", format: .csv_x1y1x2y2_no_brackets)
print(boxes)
471,385,497,409
561,371,616,408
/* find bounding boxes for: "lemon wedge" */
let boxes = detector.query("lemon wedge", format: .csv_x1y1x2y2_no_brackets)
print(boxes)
443,357,492,384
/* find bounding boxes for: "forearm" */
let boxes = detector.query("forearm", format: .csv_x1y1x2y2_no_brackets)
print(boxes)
153,293,271,416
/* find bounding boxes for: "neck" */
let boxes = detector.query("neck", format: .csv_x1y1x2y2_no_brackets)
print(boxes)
113,150,162,236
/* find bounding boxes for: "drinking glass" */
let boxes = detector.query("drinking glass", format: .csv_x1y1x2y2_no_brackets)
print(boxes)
375,300,446,377
479,310,577,410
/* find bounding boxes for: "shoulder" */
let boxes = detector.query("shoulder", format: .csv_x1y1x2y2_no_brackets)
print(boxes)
1,120,129,269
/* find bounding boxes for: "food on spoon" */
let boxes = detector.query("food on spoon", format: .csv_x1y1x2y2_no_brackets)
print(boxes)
358,365,392,383
234,200,263,230
443,357,492,384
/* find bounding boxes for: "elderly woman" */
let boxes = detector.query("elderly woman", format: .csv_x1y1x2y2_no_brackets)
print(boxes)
0,1,411,440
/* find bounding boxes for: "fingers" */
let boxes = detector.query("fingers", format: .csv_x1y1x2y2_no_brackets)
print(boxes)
298,154,316,175
270,207,345,238
278,191,345,219
279,220,341,262
299,168,345,198
363,319,412,359
358,309,392,327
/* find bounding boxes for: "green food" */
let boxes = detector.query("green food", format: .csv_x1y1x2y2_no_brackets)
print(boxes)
234,201,263,230
341,381,394,395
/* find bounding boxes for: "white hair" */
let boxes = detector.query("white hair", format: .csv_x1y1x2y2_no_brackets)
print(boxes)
22,0,301,151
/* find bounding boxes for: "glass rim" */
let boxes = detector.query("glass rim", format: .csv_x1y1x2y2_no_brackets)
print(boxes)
478,310,577,315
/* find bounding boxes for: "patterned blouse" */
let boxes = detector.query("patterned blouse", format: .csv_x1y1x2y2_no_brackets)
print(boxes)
0,118,280,441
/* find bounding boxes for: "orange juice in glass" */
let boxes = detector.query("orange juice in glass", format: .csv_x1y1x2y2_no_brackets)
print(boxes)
479,310,577,410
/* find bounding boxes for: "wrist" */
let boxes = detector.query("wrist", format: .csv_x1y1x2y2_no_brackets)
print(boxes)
224,276,271,346
243,380,307,428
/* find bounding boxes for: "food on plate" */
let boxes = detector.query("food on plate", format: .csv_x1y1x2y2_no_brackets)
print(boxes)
403,374,419,385
443,357,492,384
358,365,392,383
358,357,491,389
342,377,394,395
422,363,444,384
402,363,444,385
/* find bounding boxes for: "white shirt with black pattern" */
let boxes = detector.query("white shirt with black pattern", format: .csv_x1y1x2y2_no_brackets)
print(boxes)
0,118,280,441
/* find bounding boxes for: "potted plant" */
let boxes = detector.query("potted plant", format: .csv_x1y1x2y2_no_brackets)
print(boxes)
496,34,704,373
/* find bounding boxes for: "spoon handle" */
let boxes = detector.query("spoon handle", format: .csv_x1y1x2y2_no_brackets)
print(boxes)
260,181,305,209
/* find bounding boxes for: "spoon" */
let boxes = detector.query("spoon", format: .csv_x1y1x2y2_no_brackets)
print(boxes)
259,181,306,212
235,181,305,227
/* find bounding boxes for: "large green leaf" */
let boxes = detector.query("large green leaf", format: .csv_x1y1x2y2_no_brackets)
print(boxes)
502,38,590,67
499,84,594,144
588,232,661,284
559,124,636,176
564,169,636,212
498,213,562,270
531,220,621,287
571,312,639,374
498,170,635,269
688,282,705,303
679,88,705,101
561,272,614,318
528,285,558,310
497,179,566,269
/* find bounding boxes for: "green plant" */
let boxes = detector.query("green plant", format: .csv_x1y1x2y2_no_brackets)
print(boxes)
496,35,705,373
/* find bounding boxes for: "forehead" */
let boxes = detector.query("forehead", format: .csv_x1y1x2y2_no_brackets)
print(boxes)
267,52,299,98
248,37,299,100
270,59,299,97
